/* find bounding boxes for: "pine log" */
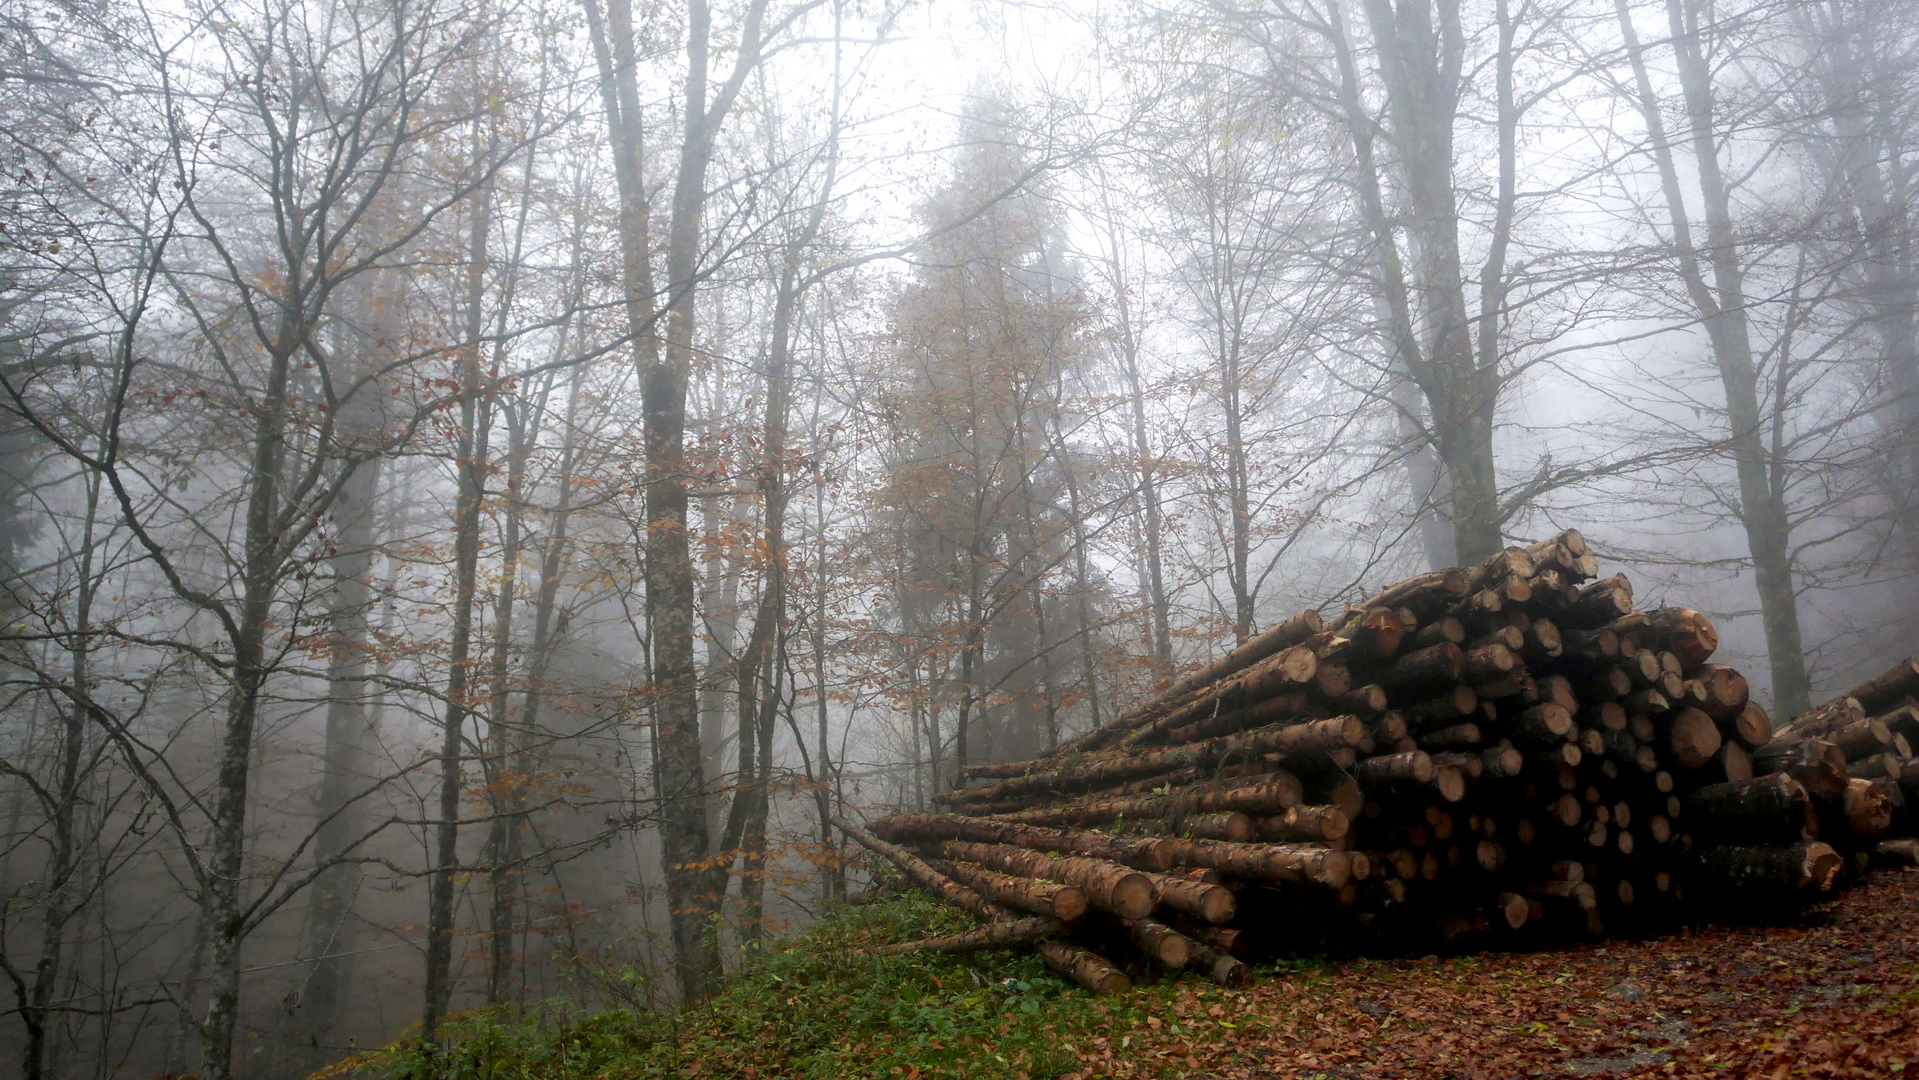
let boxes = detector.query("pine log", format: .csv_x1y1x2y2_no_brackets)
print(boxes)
1847,751,1904,781
1405,686,1480,731
1751,737,1849,802
1562,626,1620,664
936,860,1089,921
1522,618,1564,663
1180,925,1243,958
1354,750,1435,785
1839,657,1919,717
1669,707,1724,769
1054,608,1325,755
1139,869,1236,923
1690,664,1749,721
1692,841,1842,894
1123,917,1194,968
862,917,1059,955
1482,743,1525,777
1314,607,1405,666
1509,703,1574,746
1190,942,1252,986
1126,812,1255,843
1377,642,1465,694
1623,648,1663,688
1783,696,1866,739
1420,723,1483,750
1470,625,1525,653
1874,838,1919,867
832,817,1007,922
1412,616,1467,650
1370,710,1409,743
1685,774,1813,843
938,841,1155,919
1584,668,1633,700
1829,717,1894,758
1037,940,1132,993
941,716,1360,806
988,775,1307,829
1336,684,1391,716
1732,702,1773,749
1837,777,1894,836
1463,643,1517,683
1163,838,1352,886
1714,741,1753,783
874,815,1176,871
1157,691,1307,746
1639,607,1720,669
1566,574,1634,627
1254,804,1351,844
1358,567,1470,619
1112,646,1321,746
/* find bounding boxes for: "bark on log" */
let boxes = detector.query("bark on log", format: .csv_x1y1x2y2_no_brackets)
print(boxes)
1358,567,1470,618
1419,723,1483,750
874,815,1175,871
938,841,1156,920
1413,616,1467,650
986,775,1305,829
1123,917,1194,968
1874,838,1919,867
936,860,1089,921
1163,839,1351,887
1054,609,1325,755
1463,643,1517,683
1509,703,1574,746
1037,940,1132,993
1254,804,1352,844
1406,686,1479,730
1189,942,1251,986
1840,657,1919,718
1336,684,1391,716
1566,575,1634,627
941,717,1360,806
1829,718,1893,758
832,817,1007,922
1139,869,1236,923
1641,607,1720,669
1355,750,1436,785
1378,642,1465,694
1125,812,1255,843
1692,841,1842,894
1684,774,1813,843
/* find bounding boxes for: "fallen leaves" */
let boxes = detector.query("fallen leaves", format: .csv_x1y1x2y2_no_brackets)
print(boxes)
1070,867,1919,1079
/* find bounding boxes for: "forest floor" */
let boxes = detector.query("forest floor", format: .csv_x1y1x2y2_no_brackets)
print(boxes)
1061,867,1919,1079
362,867,1919,1080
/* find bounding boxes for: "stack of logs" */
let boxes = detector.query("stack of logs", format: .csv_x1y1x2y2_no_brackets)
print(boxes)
836,530,1919,993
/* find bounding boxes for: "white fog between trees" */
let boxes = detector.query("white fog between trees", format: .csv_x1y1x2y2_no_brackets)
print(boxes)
0,0,1914,1075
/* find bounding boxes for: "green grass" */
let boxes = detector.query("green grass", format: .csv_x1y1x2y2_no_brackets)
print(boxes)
341,889,1224,1080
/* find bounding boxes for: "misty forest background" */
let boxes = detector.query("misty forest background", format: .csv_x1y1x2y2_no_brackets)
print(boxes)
2,0,1917,1075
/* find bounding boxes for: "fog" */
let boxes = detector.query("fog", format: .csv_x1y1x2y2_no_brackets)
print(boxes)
0,0,1915,1075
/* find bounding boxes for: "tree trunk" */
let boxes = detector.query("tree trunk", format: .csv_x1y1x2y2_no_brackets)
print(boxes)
302,443,381,1055
1615,0,1810,716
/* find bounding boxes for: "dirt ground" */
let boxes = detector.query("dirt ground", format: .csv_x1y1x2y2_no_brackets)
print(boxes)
1064,866,1919,1079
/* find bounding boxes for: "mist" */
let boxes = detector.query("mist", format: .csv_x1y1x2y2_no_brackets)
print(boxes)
1,0,1915,1074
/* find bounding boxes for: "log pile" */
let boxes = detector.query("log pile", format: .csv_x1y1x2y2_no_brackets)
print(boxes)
838,531,1919,993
